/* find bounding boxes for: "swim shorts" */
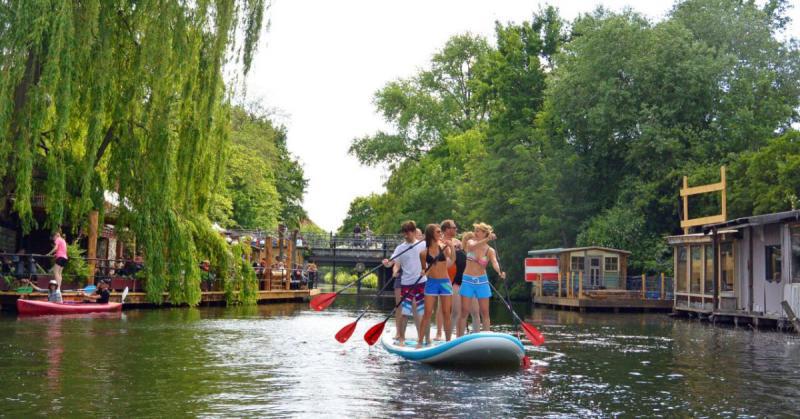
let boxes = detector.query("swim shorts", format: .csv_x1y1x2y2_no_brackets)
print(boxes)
424,278,453,296
460,274,491,299
401,283,425,316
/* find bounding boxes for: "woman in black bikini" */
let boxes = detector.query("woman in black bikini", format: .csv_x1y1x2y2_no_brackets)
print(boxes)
417,224,454,347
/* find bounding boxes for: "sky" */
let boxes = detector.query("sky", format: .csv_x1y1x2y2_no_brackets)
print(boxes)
245,0,800,233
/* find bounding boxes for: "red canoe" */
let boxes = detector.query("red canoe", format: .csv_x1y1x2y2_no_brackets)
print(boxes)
17,299,122,316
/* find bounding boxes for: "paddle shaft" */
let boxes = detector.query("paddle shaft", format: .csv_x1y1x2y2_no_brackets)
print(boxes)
349,269,399,321
333,240,422,295
378,261,435,324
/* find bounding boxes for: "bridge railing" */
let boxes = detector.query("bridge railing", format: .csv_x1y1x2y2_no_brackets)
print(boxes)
301,233,403,250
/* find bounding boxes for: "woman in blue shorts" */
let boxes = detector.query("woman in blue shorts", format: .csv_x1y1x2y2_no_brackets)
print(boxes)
457,223,505,337
417,223,454,347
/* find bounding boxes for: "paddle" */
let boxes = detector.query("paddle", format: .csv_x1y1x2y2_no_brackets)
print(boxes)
121,286,129,303
310,239,422,311
363,263,434,346
489,282,545,347
334,274,397,343
14,284,96,294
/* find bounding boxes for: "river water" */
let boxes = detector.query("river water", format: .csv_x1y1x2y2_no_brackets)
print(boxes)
1,296,800,417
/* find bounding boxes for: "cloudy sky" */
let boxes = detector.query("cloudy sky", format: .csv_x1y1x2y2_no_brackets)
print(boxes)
245,0,799,232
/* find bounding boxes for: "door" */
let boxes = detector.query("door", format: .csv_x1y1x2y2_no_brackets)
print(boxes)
590,257,602,289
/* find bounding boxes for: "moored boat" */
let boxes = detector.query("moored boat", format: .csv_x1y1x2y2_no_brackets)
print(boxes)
381,329,525,368
17,299,122,316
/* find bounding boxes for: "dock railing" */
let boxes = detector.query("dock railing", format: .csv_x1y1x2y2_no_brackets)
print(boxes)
537,272,674,301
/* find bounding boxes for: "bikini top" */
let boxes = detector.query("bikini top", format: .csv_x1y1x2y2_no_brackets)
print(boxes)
466,247,490,267
425,246,447,265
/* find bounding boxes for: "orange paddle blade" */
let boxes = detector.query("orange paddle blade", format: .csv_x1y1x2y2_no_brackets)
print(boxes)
522,322,545,346
335,321,358,343
309,293,337,311
363,321,387,346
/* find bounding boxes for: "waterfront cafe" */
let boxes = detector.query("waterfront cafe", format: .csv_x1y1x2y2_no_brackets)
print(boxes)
526,247,630,291
667,209,800,322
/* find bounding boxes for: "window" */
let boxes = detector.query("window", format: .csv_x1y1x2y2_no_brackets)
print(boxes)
704,245,714,295
690,245,703,293
604,256,619,272
792,226,800,283
766,245,782,283
720,242,734,291
571,256,584,272
677,246,687,293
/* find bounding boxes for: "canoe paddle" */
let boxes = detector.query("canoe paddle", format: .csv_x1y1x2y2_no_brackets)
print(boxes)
363,262,435,346
334,277,395,343
121,286,129,303
14,284,96,294
309,240,421,311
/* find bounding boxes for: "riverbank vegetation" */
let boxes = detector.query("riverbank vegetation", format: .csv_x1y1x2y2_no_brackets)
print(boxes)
0,1,311,304
345,0,800,297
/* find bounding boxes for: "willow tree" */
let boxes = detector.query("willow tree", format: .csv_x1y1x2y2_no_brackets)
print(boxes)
0,0,268,304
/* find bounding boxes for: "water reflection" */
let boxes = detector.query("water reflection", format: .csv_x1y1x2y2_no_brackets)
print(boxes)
1,297,799,417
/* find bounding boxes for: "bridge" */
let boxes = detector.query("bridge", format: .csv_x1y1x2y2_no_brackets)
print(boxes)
225,229,405,290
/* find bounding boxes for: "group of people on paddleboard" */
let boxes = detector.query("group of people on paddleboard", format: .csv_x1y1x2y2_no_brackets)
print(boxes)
382,219,505,348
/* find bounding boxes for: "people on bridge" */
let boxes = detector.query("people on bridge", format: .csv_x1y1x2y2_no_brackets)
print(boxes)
46,231,68,290
457,223,505,336
382,221,426,346
418,224,454,347
353,223,362,247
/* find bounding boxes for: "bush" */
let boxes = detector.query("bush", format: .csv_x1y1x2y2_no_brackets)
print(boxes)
361,273,378,288
335,271,356,284
64,243,90,283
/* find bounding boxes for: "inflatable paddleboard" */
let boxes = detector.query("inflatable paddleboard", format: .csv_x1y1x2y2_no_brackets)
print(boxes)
381,329,525,368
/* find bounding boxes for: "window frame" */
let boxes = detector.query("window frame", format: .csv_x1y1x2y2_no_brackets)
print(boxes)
604,256,619,272
766,245,782,283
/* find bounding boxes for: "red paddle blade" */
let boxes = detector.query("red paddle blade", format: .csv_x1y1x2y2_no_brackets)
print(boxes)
521,322,545,346
522,355,532,368
335,321,358,343
310,293,337,311
363,321,387,346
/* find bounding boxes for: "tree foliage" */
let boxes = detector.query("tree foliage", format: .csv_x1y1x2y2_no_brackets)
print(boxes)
346,0,800,289
0,0,270,304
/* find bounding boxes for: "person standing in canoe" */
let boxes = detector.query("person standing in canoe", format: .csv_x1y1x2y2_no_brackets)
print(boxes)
457,223,505,336
382,221,426,345
46,231,68,290
22,279,63,303
418,223,454,347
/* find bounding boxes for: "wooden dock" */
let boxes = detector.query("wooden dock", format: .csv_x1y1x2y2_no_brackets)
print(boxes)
533,294,672,312
0,288,318,311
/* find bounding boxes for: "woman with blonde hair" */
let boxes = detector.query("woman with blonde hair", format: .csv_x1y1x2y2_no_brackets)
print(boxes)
457,223,505,336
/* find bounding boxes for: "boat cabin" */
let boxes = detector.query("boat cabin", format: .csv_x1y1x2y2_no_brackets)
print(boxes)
527,246,630,290
667,209,800,320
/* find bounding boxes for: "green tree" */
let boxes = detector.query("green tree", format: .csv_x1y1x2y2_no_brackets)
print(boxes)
0,1,269,304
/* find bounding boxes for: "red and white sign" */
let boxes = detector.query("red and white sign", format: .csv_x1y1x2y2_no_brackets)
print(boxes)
525,258,558,282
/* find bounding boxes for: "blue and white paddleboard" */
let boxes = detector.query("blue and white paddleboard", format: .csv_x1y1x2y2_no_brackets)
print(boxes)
381,329,525,368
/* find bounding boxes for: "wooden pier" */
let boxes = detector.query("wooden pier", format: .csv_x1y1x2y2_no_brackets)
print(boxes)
0,288,318,311
534,294,673,312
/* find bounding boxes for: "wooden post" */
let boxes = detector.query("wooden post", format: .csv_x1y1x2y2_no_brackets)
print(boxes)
87,210,99,285
641,273,646,299
567,272,572,298
265,236,273,291
538,274,543,297
578,271,583,299
558,272,562,298
660,272,665,300
682,175,689,235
